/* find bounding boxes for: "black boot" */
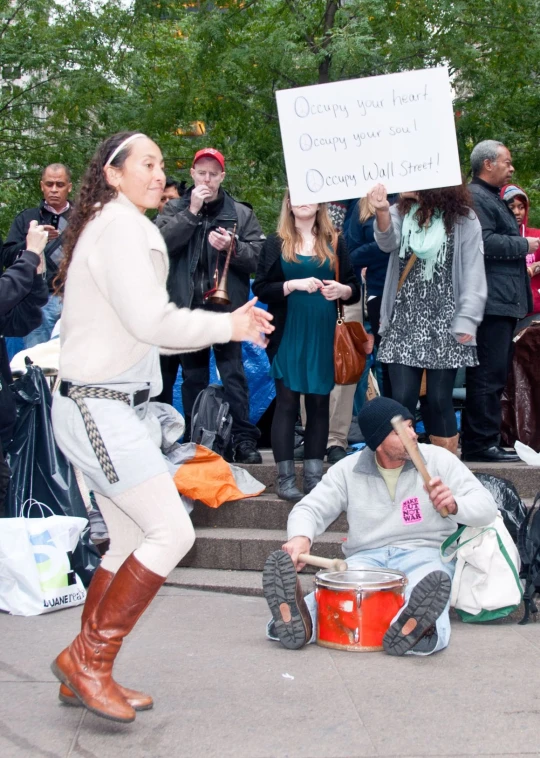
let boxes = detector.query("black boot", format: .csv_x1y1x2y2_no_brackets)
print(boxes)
303,459,323,494
276,461,302,502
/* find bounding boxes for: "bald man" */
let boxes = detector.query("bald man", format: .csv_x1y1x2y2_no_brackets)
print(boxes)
4,163,73,346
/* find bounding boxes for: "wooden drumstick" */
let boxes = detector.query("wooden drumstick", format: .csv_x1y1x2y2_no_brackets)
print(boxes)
298,553,348,572
390,415,449,518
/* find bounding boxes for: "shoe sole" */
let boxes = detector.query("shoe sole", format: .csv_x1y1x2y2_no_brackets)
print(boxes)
58,690,153,712
262,550,311,650
51,661,136,723
383,571,451,657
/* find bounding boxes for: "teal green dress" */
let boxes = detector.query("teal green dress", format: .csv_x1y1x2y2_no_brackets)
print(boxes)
270,256,337,395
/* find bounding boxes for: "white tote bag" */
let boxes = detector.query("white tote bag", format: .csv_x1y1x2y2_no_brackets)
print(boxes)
0,500,87,616
440,512,523,622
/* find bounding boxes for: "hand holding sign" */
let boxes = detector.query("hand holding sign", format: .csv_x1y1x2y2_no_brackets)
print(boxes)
368,184,392,233
368,183,390,212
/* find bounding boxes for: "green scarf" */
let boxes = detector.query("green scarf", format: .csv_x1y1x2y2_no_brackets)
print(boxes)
399,204,448,281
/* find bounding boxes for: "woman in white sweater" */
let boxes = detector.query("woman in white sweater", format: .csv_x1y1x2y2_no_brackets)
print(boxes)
50,132,273,724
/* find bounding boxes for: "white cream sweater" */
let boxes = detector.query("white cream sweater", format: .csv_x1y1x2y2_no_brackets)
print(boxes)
59,193,233,383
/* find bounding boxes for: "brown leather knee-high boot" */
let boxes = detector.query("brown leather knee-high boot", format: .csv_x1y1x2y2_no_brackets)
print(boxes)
51,554,164,723
429,434,459,456
58,565,153,711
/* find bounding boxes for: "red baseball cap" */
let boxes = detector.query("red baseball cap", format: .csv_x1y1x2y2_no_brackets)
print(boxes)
192,148,225,171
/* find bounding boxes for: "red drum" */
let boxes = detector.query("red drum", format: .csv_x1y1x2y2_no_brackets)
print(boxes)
315,569,407,652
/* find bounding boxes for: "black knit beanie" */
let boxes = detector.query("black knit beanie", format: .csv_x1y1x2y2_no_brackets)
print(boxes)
358,397,414,451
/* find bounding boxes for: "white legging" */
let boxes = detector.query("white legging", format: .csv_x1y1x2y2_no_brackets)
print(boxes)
95,472,195,577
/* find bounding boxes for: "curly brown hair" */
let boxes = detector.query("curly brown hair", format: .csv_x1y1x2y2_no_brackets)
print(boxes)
397,183,474,234
54,131,142,294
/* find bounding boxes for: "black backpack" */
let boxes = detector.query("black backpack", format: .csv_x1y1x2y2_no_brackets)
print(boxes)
190,383,233,458
518,493,540,625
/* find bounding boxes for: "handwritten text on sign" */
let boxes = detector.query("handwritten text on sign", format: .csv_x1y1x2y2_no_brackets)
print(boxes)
276,67,461,205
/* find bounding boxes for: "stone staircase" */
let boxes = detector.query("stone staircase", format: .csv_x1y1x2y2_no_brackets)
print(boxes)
167,450,539,598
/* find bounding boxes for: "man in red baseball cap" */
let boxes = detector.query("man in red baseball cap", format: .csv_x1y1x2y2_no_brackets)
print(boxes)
156,148,266,463
192,148,225,171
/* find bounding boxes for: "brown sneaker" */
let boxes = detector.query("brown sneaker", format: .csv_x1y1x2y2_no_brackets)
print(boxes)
262,550,312,650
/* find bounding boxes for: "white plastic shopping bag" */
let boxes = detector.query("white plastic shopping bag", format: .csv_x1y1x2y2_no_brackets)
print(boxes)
514,441,540,467
0,500,87,616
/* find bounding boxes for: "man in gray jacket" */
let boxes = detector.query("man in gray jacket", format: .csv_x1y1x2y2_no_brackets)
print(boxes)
263,397,497,656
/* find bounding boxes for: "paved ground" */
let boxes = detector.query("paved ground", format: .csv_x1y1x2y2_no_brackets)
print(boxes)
2,585,540,758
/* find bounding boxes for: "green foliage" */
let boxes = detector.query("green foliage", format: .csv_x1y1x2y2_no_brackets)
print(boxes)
1,0,540,236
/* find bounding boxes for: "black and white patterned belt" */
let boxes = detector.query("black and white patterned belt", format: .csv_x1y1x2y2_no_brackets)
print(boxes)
59,380,150,484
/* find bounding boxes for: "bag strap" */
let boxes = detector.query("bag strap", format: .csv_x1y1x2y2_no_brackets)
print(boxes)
20,498,55,520
495,530,524,598
440,525,466,562
397,253,418,292
332,233,345,322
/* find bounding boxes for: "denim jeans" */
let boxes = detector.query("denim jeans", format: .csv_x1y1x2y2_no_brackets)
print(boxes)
23,293,62,348
267,546,455,656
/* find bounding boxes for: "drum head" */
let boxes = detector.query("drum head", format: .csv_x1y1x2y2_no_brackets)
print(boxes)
316,568,407,591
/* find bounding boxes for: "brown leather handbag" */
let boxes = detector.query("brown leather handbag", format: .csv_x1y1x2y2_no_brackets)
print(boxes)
333,243,371,385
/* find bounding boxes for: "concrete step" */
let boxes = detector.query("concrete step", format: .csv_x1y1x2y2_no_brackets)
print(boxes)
191,493,347,532
242,450,540,497
165,567,526,623
191,493,535,533
179,528,347,572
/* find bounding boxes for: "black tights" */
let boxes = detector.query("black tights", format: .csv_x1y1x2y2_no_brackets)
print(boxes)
387,364,458,437
272,379,330,462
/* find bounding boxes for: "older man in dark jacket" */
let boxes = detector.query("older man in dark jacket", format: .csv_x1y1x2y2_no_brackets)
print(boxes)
462,140,538,462
3,163,72,348
156,148,265,463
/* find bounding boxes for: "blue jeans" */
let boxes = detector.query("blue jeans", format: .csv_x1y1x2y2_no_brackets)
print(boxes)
23,293,62,348
268,546,455,656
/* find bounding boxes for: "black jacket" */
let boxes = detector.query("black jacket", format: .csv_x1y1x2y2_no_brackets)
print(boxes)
3,201,72,291
0,243,49,445
252,233,361,362
469,178,532,318
156,187,265,310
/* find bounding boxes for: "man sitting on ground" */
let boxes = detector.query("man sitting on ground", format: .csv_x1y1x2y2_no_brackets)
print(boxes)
263,397,497,656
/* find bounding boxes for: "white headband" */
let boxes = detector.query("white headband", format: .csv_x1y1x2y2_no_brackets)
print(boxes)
105,133,146,167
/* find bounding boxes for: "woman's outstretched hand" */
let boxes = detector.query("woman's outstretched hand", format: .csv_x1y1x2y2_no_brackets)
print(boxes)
230,297,274,347
367,183,390,212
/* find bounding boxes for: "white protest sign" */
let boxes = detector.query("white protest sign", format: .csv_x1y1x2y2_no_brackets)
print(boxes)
276,66,461,205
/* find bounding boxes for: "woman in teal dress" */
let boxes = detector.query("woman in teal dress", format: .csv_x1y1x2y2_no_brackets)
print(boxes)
253,191,360,500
